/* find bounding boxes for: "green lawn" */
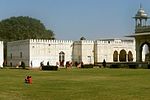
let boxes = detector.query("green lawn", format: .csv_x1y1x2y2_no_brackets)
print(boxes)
0,68,150,100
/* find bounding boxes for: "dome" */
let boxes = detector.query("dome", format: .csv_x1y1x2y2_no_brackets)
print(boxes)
135,6,148,18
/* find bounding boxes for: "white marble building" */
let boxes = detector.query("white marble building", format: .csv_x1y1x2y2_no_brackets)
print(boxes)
7,38,136,68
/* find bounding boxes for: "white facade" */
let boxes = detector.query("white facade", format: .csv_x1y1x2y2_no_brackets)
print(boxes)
29,39,73,67
7,39,73,68
7,38,136,68
94,39,136,63
0,41,3,67
72,40,94,64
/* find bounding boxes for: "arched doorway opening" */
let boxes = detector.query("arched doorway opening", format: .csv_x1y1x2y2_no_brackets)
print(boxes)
140,43,150,62
59,51,65,66
128,51,133,62
113,50,118,62
119,49,127,62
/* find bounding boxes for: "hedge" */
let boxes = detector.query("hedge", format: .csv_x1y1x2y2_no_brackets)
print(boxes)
42,65,58,71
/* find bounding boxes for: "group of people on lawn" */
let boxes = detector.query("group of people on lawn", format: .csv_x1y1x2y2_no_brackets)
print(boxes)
66,61,84,68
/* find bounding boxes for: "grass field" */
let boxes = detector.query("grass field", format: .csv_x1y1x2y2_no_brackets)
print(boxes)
0,68,150,100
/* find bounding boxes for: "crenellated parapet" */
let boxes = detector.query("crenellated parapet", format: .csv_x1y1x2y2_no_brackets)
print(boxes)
74,40,94,44
95,39,135,45
81,40,94,44
30,39,73,44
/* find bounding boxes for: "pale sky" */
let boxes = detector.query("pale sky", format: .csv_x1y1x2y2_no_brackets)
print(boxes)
0,0,150,40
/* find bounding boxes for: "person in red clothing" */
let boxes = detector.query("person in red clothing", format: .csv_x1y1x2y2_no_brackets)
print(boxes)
25,76,32,84
28,76,32,84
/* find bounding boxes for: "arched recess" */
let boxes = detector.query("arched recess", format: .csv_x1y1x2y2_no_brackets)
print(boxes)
119,49,127,62
128,51,133,62
59,51,65,66
113,50,118,62
140,43,150,62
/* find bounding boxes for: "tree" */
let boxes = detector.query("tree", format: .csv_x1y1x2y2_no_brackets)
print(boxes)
0,16,55,41
0,16,55,66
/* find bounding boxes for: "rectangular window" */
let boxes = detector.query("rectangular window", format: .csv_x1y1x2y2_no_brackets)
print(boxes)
20,52,22,58
10,53,12,59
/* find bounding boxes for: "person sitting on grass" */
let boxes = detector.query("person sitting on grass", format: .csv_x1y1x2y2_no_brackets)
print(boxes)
25,76,32,84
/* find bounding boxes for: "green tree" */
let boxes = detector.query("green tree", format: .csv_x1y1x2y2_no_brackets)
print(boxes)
0,16,55,66
0,16,55,41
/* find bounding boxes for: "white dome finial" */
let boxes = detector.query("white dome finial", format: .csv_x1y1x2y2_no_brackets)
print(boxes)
135,4,148,18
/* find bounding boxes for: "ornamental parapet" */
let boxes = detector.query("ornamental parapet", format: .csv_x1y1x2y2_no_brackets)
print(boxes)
135,26,150,33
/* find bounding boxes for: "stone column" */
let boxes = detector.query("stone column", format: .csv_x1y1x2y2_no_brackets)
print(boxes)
118,54,120,62
126,54,128,62
136,39,142,62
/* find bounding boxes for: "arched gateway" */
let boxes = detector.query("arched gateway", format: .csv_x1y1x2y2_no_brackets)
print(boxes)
133,5,150,62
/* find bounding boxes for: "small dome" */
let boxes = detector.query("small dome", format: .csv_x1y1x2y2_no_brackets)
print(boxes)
135,6,148,18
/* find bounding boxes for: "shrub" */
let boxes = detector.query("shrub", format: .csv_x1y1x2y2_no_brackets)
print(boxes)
148,64,150,69
42,65,58,71
128,64,137,69
110,64,119,68
81,64,93,68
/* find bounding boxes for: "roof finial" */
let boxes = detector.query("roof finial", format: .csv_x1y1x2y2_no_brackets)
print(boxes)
140,3,142,9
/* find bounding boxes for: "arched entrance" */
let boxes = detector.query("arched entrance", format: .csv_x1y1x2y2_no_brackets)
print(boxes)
119,49,127,62
140,43,150,62
128,51,133,62
59,51,65,66
113,51,118,62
